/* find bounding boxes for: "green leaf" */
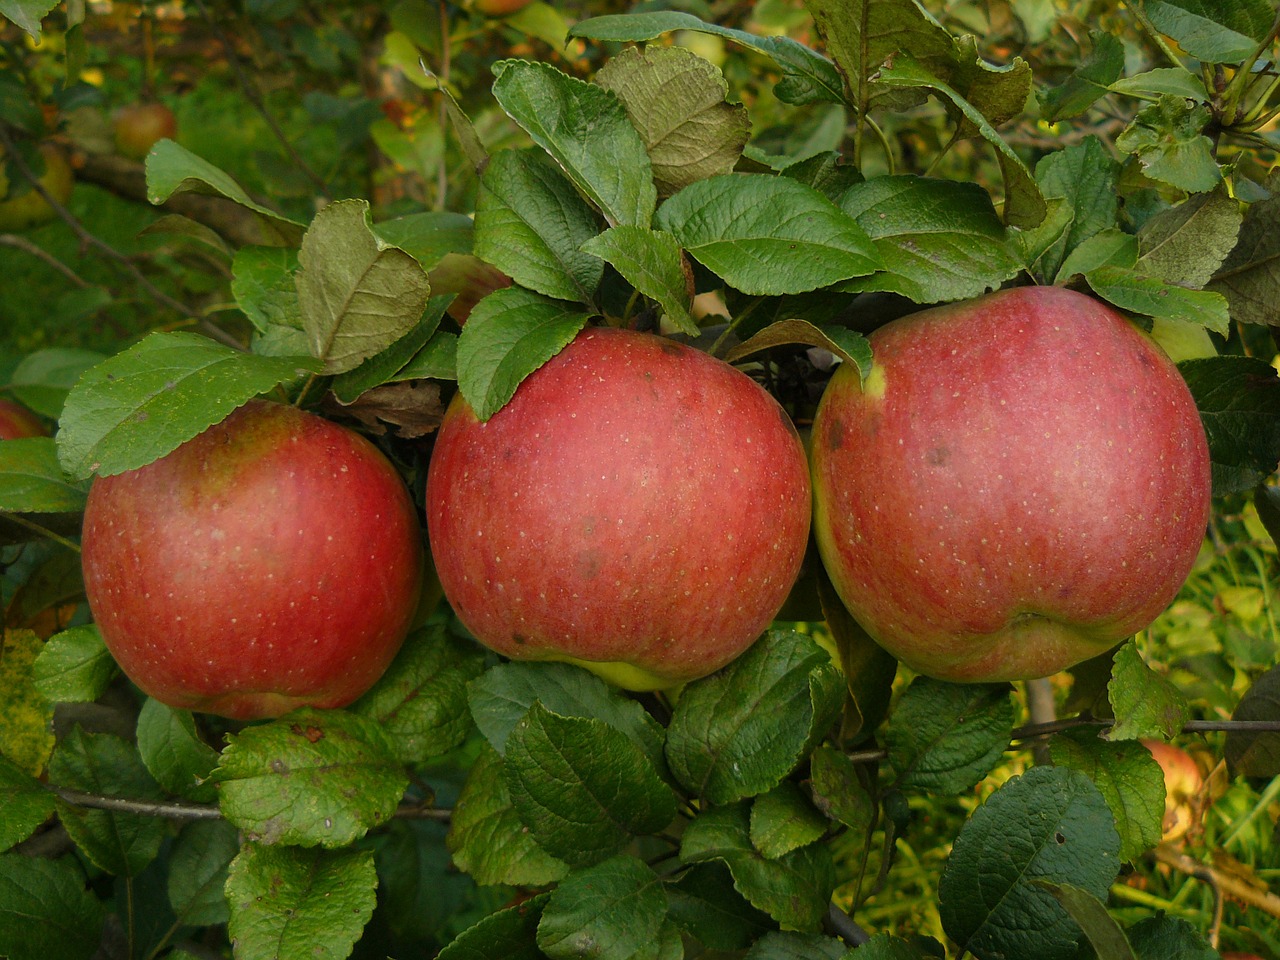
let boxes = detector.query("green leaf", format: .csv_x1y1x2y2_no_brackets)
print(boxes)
1055,229,1139,283
743,931,849,959
537,855,668,960
1109,68,1209,102
0,1,58,40
1027,137,1120,282
0,630,53,776
1208,175,1280,326
505,703,678,867
352,622,486,763
328,295,452,404
373,210,476,265
1126,914,1222,960
395,329,458,382
1034,882,1137,960
447,743,569,887
816,569,897,745
213,707,408,848
0,438,88,513
1225,665,1280,776
581,226,696,334
145,139,304,245
666,630,844,804
0,754,55,852
1115,96,1220,194
231,246,303,334
655,174,880,295
225,843,377,960
750,781,828,859
135,698,219,802
1136,187,1241,288
1084,266,1230,335
31,625,115,704
473,148,604,305
851,934,944,959
938,765,1121,960
7,347,105,418
681,801,836,931
1040,32,1125,122
594,44,751,198
570,12,843,106
56,332,320,481
492,59,656,228
1107,641,1192,741
809,744,875,836
1143,0,1275,63
1179,355,1280,496
666,862,772,951
885,677,1015,794
724,319,872,383
1049,728,1165,860
454,286,591,421
167,818,239,927
296,199,434,374
836,175,1020,303
49,728,166,877
468,660,666,770
438,894,550,960
0,852,106,960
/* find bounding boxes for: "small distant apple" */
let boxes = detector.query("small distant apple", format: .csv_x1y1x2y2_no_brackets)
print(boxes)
472,0,534,16
0,142,74,232
113,102,177,161
0,398,45,439
426,326,812,690
1143,739,1203,843
1220,953,1266,959
81,399,423,720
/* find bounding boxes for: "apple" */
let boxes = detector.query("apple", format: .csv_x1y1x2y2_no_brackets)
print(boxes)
80,399,423,720
112,102,177,161
1220,953,1266,959
472,0,534,16
0,398,45,439
1143,739,1203,843
0,142,74,232
810,285,1211,682
425,326,811,690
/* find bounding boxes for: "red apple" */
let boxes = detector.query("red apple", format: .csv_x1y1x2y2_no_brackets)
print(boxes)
425,326,811,690
1220,953,1266,959
1143,739,1203,842
112,102,177,161
81,399,423,720
811,285,1211,682
472,0,535,16
0,398,45,439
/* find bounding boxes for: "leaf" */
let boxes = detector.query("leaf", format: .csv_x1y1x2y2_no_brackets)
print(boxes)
1177,355,1280,496
447,743,569,887
1027,137,1120,282
328,295,451,404
1109,68,1209,101
135,698,219,803
438,894,550,960
491,59,656,228
454,286,591,421
0,754,55,852
0,438,88,513
49,728,167,877
0,629,53,776
594,45,751,198
0,852,106,960
655,174,880,295
231,246,303,334
225,843,377,960
1225,665,1280,776
1034,882,1137,960
570,12,843,106
1143,0,1275,63
1055,228,1139,283
666,629,844,805
31,625,116,704
0,1,58,40
743,931,849,959
537,855,669,960
809,745,875,836
1049,728,1166,860
938,765,1121,960
749,781,828,859
836,175,1021,303
724,319,872,384
1115,96,1220,194
1106,641,1192,741
666,862,772,951
213,708,408,848
581,226,696,334
1126,914,1222,960
504,703,678,867
351,622,486,763
473,148,604,305
296,199,434,374
1040,32,1125,122
816,569,897,745
167,818,239,927
56,332,320,481
1136,186,1242,288
7,347,105,418
1084,266,1230,334
1208,176,1280,325
145,139,304,245
850,934,945,959
681,801,836,930
885,677,1014,794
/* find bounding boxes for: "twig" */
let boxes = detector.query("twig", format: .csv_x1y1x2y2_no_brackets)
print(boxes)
1026,677,1056,765
1153,845,1280,922
0,512,83,554
826,902,872,947
0,234,90,287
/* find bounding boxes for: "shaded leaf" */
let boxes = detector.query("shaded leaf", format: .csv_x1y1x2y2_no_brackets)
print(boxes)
0,754,55,853
1208,175,1280,325
1107,641,1192,741
1040,32,1125,122
437,894,550,960
135,698,219,803
1084,266,1230,335
1178,355,1280,496
1127,914,1221,960
666,862,772,951
537,856,667,960
1143,0,1274,63
1034,882,1137,960
0,438,87,514
750,781,828,859
1115,96,1220,194
1225,665,1280,776
0,853,105,960
582,226,696,334
885,677,1014,794
7,347,105,419
724,319,872,384
167,818,239,927
1136,186,1241,288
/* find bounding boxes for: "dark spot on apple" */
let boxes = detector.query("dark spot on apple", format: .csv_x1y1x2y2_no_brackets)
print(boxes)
926,447,949,466
577,549,602,579
512,633,528,645
659,340,683,356
826,417,845,451
778,403,801,439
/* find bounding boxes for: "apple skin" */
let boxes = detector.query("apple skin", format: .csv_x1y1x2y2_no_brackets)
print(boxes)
0,399,45,439
811,286,1211,682
0,143,73,232
472,0,534,16
80,399,423,720
425,326,811,690
113,102,178,161
1143,739,1203,842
